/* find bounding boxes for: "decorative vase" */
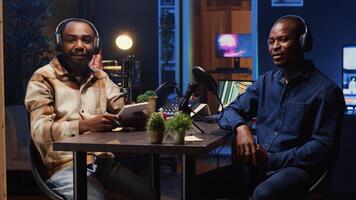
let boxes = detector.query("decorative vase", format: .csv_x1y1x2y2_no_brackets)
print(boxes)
172,131,185,145
148,131,164,144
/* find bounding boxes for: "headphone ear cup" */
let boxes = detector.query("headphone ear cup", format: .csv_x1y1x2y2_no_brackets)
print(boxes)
303,31,313,52
300,34,306,51
93,37,100,55
55,32,62,51
277,15,313,52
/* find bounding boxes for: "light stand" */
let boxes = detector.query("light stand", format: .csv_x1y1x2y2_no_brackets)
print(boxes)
102,60,121,85
115,34,134,102
121,55,135,101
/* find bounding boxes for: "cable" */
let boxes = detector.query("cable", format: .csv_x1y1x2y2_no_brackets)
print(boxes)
211,133,230,169
215,92,225,122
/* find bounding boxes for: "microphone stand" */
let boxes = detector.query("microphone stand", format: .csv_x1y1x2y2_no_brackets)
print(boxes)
179,101,205,134
180,106,205,134
179,82,205,134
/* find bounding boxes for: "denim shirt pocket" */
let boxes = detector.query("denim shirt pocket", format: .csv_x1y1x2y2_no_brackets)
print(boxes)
283,102,310,133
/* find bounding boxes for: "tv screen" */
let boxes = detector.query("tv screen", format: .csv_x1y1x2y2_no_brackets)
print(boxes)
217,80,253,111
342,45,356,115
343,46,356,70
216,33,252,58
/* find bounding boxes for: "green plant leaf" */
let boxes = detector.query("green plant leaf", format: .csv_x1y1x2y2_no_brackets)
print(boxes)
166,112,192,134
147,112,165,133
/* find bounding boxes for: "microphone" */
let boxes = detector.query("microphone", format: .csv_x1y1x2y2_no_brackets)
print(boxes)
179,81,199,114
121,56,135,88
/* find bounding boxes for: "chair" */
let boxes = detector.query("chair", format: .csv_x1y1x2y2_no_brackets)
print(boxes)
29,138,65,200
5,105,31,170
307,170,331,200
231,132,332,200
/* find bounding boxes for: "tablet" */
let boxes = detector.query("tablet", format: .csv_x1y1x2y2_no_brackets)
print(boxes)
118,102,149,119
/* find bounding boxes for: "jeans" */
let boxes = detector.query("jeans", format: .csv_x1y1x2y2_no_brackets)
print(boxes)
193,162,313,200
47,157,156,200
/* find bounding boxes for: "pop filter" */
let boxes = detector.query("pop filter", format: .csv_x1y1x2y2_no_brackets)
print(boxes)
192,66,225,123
192,66,217,93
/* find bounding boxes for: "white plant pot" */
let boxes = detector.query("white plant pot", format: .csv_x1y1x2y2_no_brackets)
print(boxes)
173,131,185,145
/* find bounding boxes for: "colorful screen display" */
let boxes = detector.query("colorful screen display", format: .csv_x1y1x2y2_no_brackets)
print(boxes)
216,33,252,58
217,80,253,111
342,45,356,115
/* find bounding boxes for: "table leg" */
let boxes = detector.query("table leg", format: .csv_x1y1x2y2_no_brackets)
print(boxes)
150,154,160,199
182,154,196,200
73,152,87,200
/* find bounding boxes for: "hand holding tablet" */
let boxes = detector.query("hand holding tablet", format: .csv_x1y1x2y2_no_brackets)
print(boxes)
118,102,149,120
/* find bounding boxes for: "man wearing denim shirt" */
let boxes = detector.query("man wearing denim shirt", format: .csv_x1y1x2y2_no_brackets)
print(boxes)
193,15,345,200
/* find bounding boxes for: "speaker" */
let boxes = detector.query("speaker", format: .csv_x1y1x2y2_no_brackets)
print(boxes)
54,18,100,55
278,15,313,52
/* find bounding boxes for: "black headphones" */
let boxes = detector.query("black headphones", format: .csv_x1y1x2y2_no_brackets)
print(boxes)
277,15,313,52
54,18,100,55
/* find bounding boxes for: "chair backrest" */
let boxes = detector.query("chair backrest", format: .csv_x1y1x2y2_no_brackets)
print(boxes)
307,170,331,200
28,138,65,200
5,105,32,170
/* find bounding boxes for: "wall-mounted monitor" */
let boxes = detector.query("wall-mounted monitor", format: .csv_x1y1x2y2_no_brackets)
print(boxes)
342,45,356,115
343,46,356,70
217,80,253,111
215,33,252,58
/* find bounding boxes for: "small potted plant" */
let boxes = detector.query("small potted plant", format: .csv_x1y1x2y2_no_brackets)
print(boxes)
136,90,156,103
147,112,165,144
137,90,158,115
166,112,192,145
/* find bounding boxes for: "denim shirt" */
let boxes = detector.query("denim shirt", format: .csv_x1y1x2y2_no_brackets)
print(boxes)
218,60,345,172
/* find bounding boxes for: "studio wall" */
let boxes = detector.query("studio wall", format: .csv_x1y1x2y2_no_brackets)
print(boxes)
92,0,158,94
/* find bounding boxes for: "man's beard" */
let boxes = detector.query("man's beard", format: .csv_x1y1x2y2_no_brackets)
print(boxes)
58,54,91,75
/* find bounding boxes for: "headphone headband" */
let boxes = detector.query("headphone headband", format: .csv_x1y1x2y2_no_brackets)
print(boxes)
55,18,100,38
54,18,100,54
278,15,308,37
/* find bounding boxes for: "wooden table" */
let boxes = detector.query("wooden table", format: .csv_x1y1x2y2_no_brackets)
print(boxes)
53,122,229,200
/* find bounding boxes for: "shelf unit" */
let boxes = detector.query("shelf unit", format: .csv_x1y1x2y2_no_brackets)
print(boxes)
157,0,181,86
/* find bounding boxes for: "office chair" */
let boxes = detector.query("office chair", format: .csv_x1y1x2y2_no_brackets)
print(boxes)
29,138,65,200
